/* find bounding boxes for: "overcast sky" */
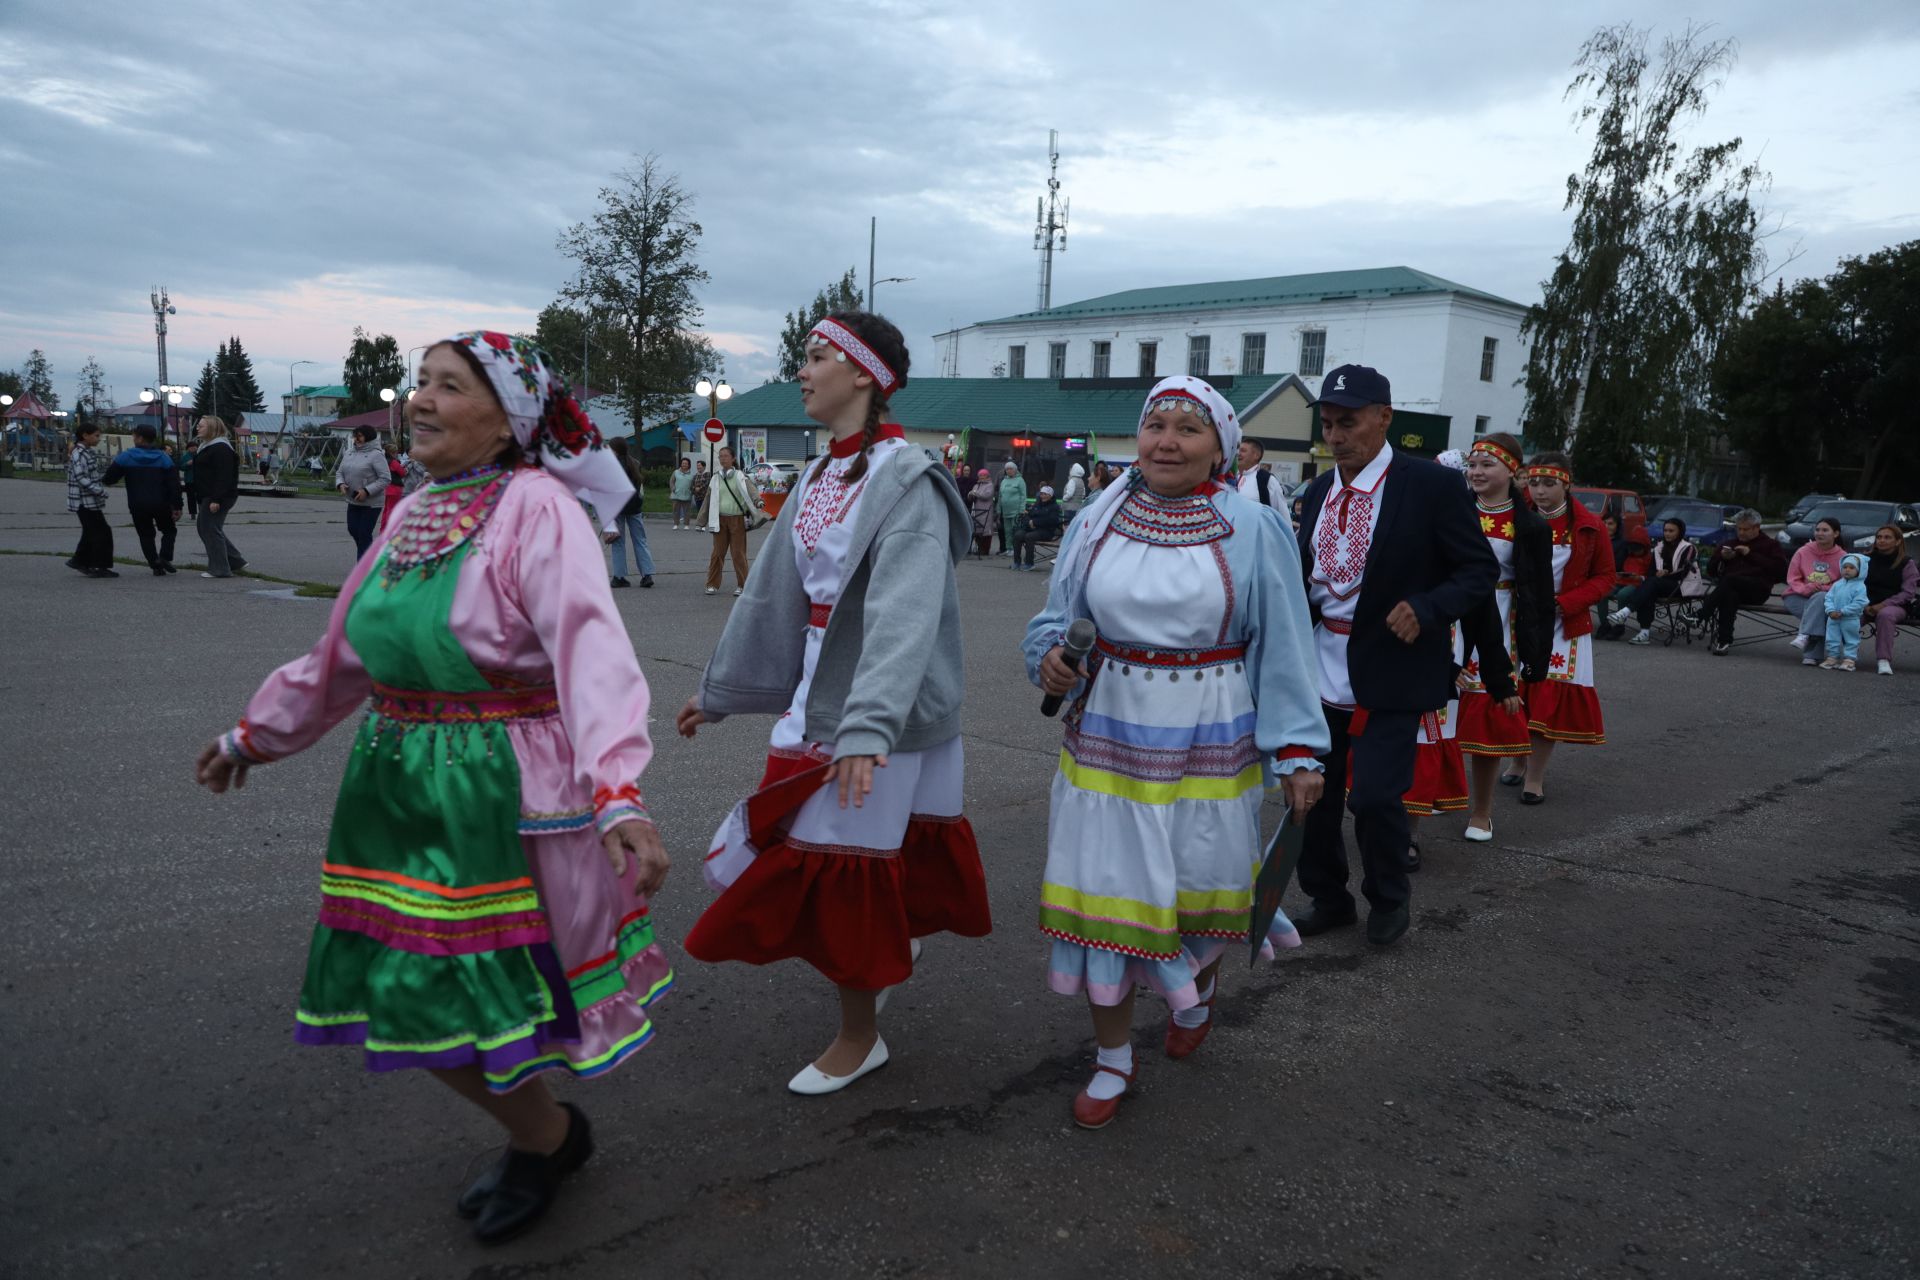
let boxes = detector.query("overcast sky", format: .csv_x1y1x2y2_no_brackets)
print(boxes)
3,0,1916,415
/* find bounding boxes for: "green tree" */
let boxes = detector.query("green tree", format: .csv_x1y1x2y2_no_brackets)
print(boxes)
191,351,222,419
1715,241,1920,499
556,154,716,432
341,326,406,416
1521,23,1768,489
22,348,57,410
0,370,21,403
775,268,864,380
531,301,623,393
218,336,266,414
74,357,108,425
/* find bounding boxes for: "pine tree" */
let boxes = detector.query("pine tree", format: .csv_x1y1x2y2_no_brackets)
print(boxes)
22,348,57,410
191,354,222,418
218,336,266,414
775,269,864,380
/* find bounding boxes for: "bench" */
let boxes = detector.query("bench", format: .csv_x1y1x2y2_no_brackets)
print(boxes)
1653,593,1920,649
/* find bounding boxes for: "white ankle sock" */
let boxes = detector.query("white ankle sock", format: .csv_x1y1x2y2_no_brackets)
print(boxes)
1087,1043,1133,1100
1171,977,1216,1029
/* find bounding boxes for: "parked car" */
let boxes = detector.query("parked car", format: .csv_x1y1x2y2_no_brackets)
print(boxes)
1571,486,1647,541
1778,499,1919,554
1644,495,1737,548
1784,491,1846,523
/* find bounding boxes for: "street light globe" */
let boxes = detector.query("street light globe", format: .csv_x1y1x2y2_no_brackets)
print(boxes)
380,387,397,403
0,394,12,407
694,379,713,398
140,389,156,403
168,393,182,405
716,382,734,401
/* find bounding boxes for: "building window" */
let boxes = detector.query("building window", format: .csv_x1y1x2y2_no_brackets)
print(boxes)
1008,345,1026,379
1048,341,1067,380
1091,340,1111,378
1241,333,1266,376
1187,335,1210,377
1475,415,1490,435
1138,341,1157,377
1299,330,1326,377
1480,337,1498,382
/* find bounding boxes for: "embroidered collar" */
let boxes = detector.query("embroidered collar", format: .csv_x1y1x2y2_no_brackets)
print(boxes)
380,467,513,585
1331,442,1393,498
827,423,905,459
1110,486,1232,547
1476,497,1514,514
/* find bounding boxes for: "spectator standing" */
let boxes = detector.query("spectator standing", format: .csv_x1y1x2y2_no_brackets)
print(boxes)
104,422,184,575
1236,438,1286,511
670,457,695,529
180,441,198,517
703,446,758,596
1060,461,1087,521
967,467,996,556
996,462,1027,556
1862,525,1916,676
335,426,387,559
606,437,654,588
1785,517,1848,664
65,422,117,577
1818,554,1869,672
1698,509,1787,655
1013,484,1062,571
192,416,246,578
691,459,711,516
1608,518,1699,645
376,441,407,533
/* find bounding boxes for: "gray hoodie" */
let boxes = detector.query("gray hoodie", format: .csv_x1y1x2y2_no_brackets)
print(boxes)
696,447,970,759
335,440,387,507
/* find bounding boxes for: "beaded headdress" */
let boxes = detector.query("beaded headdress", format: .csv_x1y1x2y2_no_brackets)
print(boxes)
807,318,902,394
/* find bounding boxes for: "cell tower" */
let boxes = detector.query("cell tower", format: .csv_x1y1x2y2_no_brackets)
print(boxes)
150,285,176,387
1033,130,1069,311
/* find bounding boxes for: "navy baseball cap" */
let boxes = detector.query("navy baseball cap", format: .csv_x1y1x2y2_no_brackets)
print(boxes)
1316,364,1391,408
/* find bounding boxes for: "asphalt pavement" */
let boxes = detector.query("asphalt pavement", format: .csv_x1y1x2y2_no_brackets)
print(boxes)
3,477,1916,1280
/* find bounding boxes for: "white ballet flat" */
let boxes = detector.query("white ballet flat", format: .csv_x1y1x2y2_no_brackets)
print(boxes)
874,938,924,1014
787,1036,889,1096
1463,822,1494,843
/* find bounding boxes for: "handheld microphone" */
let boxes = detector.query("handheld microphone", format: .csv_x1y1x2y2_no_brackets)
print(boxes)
1042,618,1097,717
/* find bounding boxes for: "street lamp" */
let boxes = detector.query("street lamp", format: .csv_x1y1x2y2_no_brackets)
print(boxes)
871,275,914,308
380,385,412,443
692,377,733,472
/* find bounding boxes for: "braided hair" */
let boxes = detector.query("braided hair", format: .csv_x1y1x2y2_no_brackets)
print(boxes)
807,310,910,486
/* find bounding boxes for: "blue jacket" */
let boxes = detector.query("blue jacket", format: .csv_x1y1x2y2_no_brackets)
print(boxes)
1023,482,1331,779
1824,557,1868,620
104,445,184,514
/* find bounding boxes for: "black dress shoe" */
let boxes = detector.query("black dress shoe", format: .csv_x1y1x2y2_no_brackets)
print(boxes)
65,559,85,573
473,1102,594,1245
1403,840,1422,873
610,576,630,588
163,561,179,574
1498,772,1524,787
1367,904,1411,945
1293,902,1359,936
456,1152,507,1219
639,575,654,588
1520,790,1545,806
87,567,120,578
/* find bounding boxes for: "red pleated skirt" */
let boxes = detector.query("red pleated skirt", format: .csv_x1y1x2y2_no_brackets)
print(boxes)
1456,690,1534,757
1522,681,1606,745
1404,739,1469,815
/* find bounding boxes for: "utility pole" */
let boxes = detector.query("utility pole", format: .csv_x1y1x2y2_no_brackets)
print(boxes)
1033,130,1069,311
869,217,876,311
150,286,178,446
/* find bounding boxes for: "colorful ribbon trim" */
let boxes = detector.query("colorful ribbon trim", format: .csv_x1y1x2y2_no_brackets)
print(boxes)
1093,638,1248,668
807,318,900,393
1526,465,1572,484
370,681,559,725
1470,439,1521,473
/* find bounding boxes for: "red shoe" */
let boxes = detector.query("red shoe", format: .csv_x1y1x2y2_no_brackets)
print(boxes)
1071,1064,1135,1130
1164,992,1217,1059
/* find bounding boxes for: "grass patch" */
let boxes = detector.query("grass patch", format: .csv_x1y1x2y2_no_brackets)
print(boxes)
293,583,340,598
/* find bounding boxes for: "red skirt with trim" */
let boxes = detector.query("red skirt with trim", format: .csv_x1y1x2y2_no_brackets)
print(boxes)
683,752,992,991
1456,690,1533,757
1404,739,1469,815
1522,681,1606,745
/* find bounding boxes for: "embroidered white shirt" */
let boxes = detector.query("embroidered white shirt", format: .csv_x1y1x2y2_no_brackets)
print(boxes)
1307,443,1393,707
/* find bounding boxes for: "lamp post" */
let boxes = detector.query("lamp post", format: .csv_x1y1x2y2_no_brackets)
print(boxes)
871,275,914,309
275,359,319,481
0,393,11,467
379,386,412,446
693,376,732,475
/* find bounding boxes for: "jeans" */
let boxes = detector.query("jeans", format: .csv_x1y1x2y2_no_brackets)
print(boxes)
73,508,113,570
1298,706,1418,914
346,503,379,559
131,508,178,568
197,506,243,576
608,512,654,578
1787,591,1829,656
706,515,749,589
1620,575,1682,628
1826,616,1861,661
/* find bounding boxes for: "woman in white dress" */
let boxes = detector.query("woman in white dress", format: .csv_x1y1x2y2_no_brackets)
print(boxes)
1024,376,1328,1130
679,312,991,1096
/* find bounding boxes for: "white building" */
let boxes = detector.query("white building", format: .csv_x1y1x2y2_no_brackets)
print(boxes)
934,266,1530,455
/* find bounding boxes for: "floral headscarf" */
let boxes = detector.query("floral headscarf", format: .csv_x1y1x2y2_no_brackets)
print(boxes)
439,331,633,531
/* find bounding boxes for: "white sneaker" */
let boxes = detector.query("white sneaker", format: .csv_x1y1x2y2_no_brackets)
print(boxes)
1802,655,1818,666
1628,630,1651,645
1789,634,1808,651
1878,660,1893,675
705,587,717,595
787,1036,889,1096
733,587,743,597
1606,606,1632,627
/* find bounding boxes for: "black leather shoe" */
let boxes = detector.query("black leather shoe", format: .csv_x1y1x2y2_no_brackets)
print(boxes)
639,575,654,588
610,576,630,588
151,565,168,576
1498,772,1524,787
163,561,179,574
473,1103,594,1246
1293,902,1358,936
1520,791,1545,806
1403,840,1422,872
456,1152,507,1219
1367,904,1411,946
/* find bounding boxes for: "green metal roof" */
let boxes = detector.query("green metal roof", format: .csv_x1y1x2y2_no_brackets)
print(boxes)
978,266,1521,326
719,374,1288,438
289,384,349,398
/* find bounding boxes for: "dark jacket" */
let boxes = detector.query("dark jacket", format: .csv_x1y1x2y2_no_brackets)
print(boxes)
1706,529,1787,590
192,438,240,509
1296,449,1500,712
1026,497,1063,538
103,445,184,514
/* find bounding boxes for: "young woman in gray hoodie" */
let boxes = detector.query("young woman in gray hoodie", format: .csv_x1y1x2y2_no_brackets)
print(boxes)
677,311,992,1096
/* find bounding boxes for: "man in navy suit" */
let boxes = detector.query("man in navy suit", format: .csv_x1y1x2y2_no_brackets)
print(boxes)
1292,366,1497,945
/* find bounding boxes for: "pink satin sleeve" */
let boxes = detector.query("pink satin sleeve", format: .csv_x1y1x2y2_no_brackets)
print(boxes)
505,488,655,832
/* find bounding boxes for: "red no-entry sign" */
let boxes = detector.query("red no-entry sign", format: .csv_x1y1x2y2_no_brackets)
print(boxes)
703,418,726,442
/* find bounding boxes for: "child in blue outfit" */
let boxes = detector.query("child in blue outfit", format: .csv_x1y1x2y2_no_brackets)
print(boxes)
1819,554,1869,672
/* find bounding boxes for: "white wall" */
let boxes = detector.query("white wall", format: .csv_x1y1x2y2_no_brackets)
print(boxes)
938,291,1528,453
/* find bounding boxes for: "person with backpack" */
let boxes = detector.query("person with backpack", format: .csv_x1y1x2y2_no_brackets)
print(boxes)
1236,438,1285,510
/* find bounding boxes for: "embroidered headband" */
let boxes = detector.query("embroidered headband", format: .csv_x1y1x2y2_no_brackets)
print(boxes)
1138,376,1241,480
807,318,902,394
1470,439,1521,473
1525,464,1573,484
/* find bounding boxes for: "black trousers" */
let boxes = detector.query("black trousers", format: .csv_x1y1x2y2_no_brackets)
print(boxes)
1702,576,1771,643
73,508,114,570
346,504,379,559
1297,705,1418,914
1621,575,1681,628
131,508,178,568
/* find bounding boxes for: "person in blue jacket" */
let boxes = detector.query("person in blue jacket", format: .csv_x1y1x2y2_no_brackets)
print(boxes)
104,423,185,575
1819,554,1869,672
